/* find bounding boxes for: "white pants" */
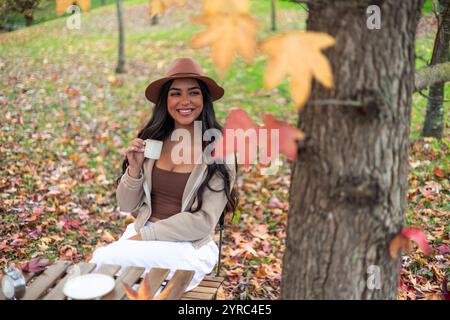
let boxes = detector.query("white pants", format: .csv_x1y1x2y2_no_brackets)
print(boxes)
89,222,219,293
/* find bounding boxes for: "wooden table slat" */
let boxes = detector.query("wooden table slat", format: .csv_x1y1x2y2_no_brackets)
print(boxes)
181,291,214,300
145,268,170,299
21,261,72,300
190,286,218,295
95,264,121,277
158,270,194,300
102,266,145,300
198,280,223,288
203,275,224,282
42,262,96,300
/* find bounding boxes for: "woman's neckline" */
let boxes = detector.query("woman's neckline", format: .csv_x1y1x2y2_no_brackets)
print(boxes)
154,164,192,174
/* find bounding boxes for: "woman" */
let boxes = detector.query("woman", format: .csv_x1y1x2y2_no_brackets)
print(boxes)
89,57,238,292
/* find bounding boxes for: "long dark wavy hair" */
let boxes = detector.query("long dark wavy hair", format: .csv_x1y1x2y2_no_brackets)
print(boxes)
115,79,239,216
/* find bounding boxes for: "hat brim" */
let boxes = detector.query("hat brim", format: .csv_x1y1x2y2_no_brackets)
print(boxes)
145,73,225,103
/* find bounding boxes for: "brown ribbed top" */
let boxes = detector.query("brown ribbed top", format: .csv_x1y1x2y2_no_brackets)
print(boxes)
150,165,192,220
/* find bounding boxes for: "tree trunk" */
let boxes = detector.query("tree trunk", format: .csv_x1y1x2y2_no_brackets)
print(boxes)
151,14,159,25
24,13,33,26
281,0,422,299
271,0,277,32
422,0,449,139
115,0,125,74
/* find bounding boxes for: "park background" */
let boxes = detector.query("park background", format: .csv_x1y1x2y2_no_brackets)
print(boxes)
0,0,448,299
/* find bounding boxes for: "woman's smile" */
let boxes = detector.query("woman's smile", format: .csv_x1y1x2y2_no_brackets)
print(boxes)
167,78,204,127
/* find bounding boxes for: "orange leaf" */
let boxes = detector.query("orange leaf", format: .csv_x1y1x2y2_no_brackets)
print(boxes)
56,0,90,15
122,273,153,300
260,31,335,110
191,0,259,74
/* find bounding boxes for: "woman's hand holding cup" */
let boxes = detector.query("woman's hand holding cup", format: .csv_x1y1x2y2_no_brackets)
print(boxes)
125,138,145,178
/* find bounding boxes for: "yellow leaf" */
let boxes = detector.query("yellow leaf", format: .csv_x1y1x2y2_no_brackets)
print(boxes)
202,0,250,15
101,230,115,243
148,0,186,17
260,31,335,110
191,13,259,74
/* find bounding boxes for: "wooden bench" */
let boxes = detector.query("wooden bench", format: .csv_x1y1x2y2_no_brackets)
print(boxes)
0,261,224,300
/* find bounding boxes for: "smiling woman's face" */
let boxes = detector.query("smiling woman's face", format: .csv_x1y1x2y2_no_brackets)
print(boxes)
167,78,204,128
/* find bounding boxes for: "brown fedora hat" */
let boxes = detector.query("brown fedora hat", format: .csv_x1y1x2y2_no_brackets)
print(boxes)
145,57,225,103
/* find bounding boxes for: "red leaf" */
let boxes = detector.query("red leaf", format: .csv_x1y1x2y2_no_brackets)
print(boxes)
389,227,431,259
262,114,304,161
433,166,446,178
401,227,431,256
437,244,450,254
212,109,258,169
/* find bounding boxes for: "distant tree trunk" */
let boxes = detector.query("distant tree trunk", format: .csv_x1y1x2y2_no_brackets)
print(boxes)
281,0,423,299
101,0,106,5
422,0,449,139
24,13,33,26
115,0,125,73
271,0,277,31
151,14,159,25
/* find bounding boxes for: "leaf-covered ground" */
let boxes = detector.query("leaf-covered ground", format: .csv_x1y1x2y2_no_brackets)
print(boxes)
0,0,448,300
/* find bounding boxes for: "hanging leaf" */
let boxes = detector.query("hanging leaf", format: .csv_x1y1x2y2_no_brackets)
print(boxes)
122,272,153,300
260,31,335,110
262,114,304,161
56,0,91,16
212,109,258,170
191,0,259,74
389,227,431,259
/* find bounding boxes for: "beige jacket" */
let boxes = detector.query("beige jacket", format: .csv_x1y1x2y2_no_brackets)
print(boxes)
116,154,236,249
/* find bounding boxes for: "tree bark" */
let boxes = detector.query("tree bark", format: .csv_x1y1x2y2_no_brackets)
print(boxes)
422,0,449,139
115,0,125,74
281,0,423,299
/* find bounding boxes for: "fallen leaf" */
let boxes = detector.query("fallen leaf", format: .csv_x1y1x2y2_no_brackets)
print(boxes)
433,166,446,178
18,257,51,273
268,196,284,209
102,230,116,243
436,244,450,255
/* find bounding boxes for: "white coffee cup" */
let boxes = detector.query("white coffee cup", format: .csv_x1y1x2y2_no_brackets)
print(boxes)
144,139,163,159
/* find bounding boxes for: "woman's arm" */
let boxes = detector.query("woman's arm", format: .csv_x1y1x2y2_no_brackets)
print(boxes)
138,161,236,242
116,166,145,213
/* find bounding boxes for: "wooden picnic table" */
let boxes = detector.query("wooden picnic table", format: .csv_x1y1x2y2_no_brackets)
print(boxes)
0,261,224,300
